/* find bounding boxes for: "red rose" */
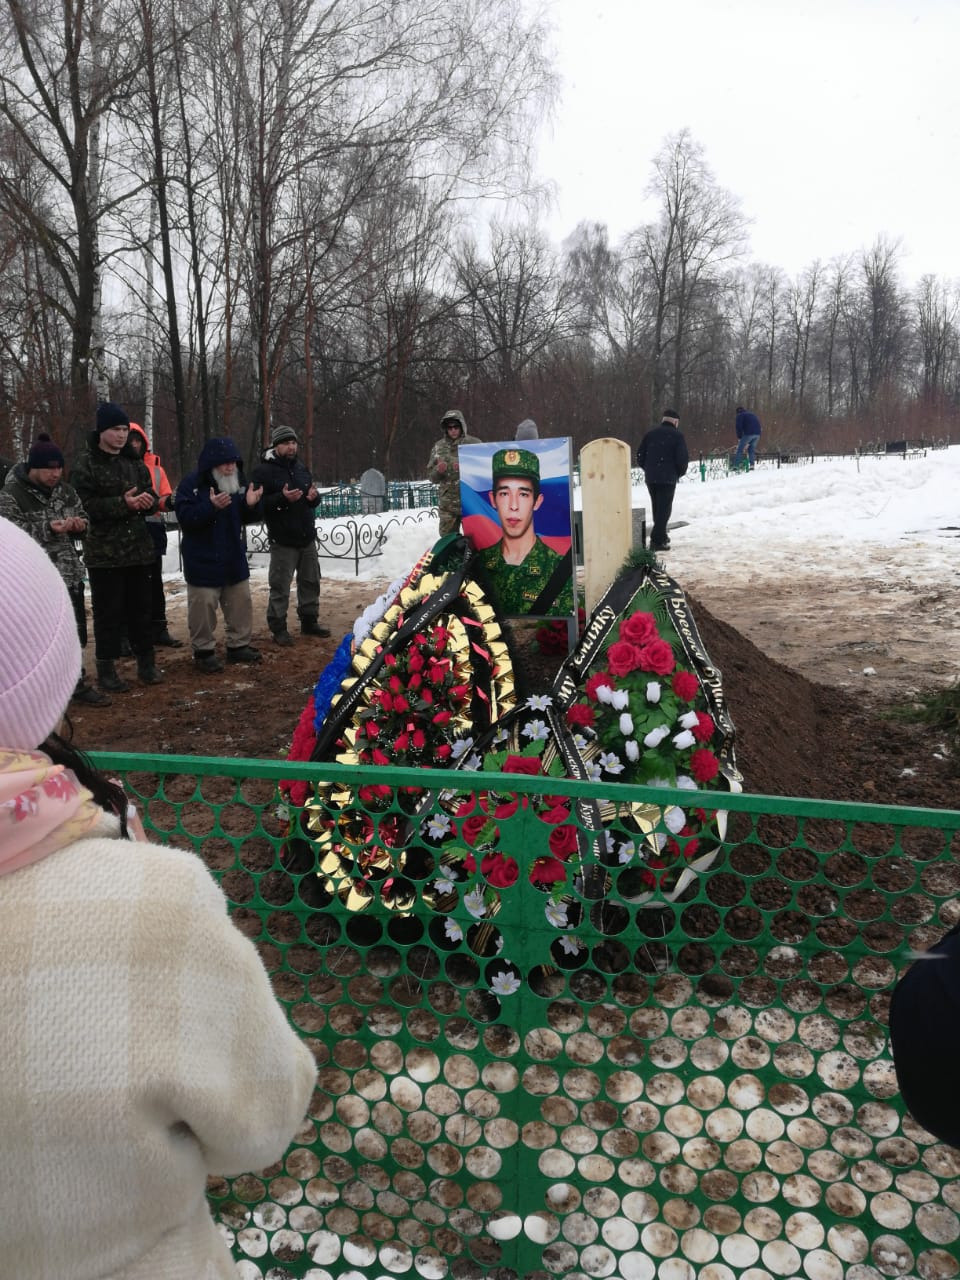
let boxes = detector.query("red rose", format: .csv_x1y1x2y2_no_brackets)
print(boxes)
607,640,643,677
433,627,449,653
494,798,521,820
456,799,478,817
428,661,449,684
693,711,715,743
407,673,422,690
451,685,469,700
394,732,409,752
412,729,426,750
408,651,425,672
379,691,394,712
503,755,542,776
690,748,720,783
462,814,493,845
389,675,403,693
432,709,452,725
435,743,452,759
620,611,658,646
530,856,567,887
384,653,396,667
372,748,390,766
359,783,392,803
364,720,379,738
548,824,580,860
481,853,519,887
463,850,477,873
414,633,428,646
672,671,699,701
538,805,571,826
585,671,613,703
566,702,595,729
637,638,676,676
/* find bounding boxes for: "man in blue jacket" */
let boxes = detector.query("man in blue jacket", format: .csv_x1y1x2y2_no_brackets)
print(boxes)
251,425,329,646
734,406,762,469
636,408,689,552
174,438,264,673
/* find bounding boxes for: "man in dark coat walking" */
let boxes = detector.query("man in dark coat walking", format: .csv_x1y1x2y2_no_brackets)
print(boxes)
174,437,264,673
636,407,689,552
734,406,762,469
250,425,329,645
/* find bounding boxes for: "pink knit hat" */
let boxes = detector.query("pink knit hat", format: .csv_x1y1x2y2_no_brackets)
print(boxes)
0,517,81,750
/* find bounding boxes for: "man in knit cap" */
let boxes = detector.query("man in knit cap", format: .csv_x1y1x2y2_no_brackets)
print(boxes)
0,435,109,706
72,401,164,692
427,409,480,536
251,425,329,646
174,437,264,673
636,407,689,552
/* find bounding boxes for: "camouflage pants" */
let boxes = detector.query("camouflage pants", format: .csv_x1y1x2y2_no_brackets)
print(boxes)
437,498,461,537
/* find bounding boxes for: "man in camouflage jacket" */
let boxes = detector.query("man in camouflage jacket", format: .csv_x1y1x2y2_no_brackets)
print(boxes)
72,401,163,692
0,434,109,706
426,409,480,536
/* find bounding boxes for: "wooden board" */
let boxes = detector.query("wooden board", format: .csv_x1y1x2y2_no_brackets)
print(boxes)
580,437,633,616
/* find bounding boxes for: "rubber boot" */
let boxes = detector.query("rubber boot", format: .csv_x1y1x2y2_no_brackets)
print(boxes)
136,650,164,685
97,659,130,694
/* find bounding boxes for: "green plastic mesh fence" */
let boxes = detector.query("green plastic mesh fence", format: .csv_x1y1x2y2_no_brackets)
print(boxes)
95,753,960,1280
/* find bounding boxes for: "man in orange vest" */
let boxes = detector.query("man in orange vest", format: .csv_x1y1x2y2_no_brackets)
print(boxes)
128,424,182,647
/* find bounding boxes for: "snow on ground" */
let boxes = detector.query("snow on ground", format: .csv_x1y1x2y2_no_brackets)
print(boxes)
161,445,960,597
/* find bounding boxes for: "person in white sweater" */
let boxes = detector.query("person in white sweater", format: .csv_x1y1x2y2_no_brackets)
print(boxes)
0,515,317,1280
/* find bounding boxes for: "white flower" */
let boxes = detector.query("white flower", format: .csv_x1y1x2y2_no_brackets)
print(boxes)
451,736,475,760
619,712,634,735
610,689,630,711
625,740,640,763
495,934,505,954
559,935,584,956
573,733,590,752
444,918,464,942
599,751,624,775
490,970,521,996
274,801,292,822
675,774,698,791
599,830,616,853
522,718,550,742
644,725,671,749
648,776,671,788
595,684,614,704
679,710,700,730
617,841,635,864
646,682,662,703
665,807,687,835
526,694,553,710
464,753,482,772
653,831,668,851
424,813,452,840
672,729,696,750
587,762,603,782
493,727,510,744
464,886,488,918
546,901,569,928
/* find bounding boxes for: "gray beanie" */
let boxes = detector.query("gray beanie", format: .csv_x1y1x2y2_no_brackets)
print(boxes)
271,425,299,446
514,419,539,440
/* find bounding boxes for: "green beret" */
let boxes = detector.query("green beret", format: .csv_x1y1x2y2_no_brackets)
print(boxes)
492,447,540,484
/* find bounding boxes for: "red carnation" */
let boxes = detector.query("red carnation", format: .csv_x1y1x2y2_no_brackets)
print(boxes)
503,755,542,776
585,671,613,703
690,748,720,783
693,711,715,743
566,702,595,729
607,640,643,677
530,856,567,887
548,824,580,860
672,670,699,701
620,611,658,646
481,853,519,887
637,638,675,676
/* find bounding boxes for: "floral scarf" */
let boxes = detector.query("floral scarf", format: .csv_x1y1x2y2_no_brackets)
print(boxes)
0,749,104,877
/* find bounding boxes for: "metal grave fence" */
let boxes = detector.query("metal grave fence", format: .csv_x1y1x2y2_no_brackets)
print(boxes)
91,752,960,1280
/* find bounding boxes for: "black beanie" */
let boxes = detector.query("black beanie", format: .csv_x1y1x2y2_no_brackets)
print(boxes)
96,401,130,433
27,433,65,469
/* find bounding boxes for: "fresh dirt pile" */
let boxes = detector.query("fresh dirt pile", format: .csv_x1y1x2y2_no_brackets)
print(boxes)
69,574,957,810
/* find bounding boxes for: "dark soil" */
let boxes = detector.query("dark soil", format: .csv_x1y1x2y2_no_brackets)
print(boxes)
70,581,958,811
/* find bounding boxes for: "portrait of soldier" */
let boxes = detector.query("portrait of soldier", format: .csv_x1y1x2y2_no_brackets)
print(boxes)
476,446,574,617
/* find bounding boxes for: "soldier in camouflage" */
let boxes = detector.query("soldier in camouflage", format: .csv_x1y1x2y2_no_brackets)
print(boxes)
0,434,110,706
478,447,574,617
427,409,480,536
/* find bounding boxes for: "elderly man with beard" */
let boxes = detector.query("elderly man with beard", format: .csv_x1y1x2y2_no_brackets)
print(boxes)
174,438,264,673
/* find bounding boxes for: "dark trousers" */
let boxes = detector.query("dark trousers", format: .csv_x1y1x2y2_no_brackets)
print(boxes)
646,482,677,547
88,564,154,660
149,556,168,634
68,583,89,688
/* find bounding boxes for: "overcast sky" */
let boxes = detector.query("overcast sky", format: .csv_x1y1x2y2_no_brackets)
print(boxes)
534,0,960,284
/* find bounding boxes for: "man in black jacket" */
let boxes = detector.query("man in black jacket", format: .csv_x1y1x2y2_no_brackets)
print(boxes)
251,426,329,645
636,407,689,552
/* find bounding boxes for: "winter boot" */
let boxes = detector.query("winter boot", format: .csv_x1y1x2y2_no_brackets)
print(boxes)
194,650,225,674
136,650,164,685
72,680,112,707
154,628,183,648
226,645,262,664
96,659,130,694
300,618,331,638
272,630,295,647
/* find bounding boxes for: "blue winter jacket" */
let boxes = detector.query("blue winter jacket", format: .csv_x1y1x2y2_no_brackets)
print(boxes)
173,438,263,587
735,409,762,440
